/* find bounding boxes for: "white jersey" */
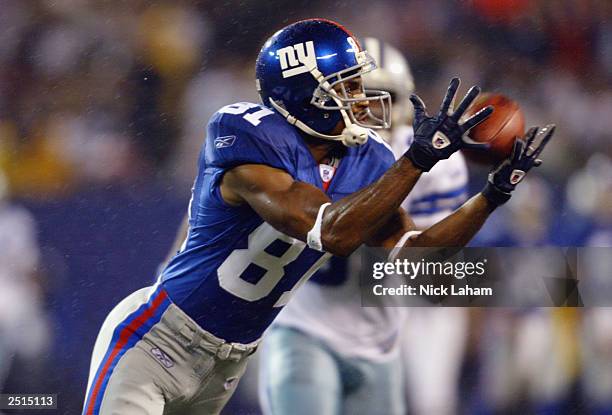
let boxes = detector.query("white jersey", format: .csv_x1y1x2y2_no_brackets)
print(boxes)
393,125,469,228
273,126,469,361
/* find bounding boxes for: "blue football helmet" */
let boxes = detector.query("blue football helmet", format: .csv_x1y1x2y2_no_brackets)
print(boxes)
255,18,392,146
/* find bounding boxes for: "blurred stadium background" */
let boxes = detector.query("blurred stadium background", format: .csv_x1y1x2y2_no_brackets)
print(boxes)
0,0,610,414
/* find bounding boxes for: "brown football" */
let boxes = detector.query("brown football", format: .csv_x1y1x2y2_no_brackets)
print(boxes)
462,93,525,164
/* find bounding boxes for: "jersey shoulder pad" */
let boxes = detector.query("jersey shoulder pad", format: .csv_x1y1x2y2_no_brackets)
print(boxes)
363,129,396,169
335,130,395,193
205,102,299,175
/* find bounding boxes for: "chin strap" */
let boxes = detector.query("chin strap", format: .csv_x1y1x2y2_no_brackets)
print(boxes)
269,98,369,147
340,123,369,147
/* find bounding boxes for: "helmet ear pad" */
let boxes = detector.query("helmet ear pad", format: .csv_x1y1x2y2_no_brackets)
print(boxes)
293,99,343,134
269,78,343,134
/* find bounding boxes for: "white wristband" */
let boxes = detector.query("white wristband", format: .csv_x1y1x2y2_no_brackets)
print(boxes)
389,230,422,261
307,202,331,252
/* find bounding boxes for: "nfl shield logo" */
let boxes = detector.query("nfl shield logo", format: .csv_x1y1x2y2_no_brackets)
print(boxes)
319,164,334,183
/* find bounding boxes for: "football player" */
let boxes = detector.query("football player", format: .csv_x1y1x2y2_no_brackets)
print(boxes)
82,18,553,415
258,38,470,415
0,168,49,392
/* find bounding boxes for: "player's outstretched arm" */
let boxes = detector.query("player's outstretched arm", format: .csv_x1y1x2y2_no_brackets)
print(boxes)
221,78,494,257
221,158,422,257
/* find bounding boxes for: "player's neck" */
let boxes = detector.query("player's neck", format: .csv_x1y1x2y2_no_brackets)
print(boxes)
302,134,345,164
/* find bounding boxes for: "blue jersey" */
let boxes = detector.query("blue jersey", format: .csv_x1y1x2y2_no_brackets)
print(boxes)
160,102,395,343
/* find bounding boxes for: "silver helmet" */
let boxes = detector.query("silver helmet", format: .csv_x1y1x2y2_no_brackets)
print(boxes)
360,37,415,129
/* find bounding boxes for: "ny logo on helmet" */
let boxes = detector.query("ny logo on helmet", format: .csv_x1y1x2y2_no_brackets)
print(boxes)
277,41,317,78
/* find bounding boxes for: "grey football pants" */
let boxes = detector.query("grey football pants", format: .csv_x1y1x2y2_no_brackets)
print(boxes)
83,286,257,415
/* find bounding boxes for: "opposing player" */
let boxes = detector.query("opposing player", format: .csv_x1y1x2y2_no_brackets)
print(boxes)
258,38,470,415
82,19,553,415
362,45,472,415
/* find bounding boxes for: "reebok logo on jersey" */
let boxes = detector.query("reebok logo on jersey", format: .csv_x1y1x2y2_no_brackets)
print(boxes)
150,347,174,368
277,41,317,78
215,135,236,149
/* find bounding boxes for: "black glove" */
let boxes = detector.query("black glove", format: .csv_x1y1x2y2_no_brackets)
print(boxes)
404,77,493,172
482,125,555,206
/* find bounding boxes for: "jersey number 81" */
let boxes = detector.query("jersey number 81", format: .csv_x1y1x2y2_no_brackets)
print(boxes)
218,222,330,307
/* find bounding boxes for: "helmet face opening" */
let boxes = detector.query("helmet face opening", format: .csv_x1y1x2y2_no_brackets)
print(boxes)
359,37,415,129
311,53,392,130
